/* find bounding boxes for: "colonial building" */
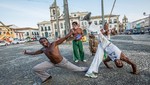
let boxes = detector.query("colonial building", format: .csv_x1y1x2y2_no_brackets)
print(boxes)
122,15,128,30
131,17,149,29
89,15,120,30
11,27,39,40
0,21,39,41
37,2,120,39
0,21,16,42
37,21,53,39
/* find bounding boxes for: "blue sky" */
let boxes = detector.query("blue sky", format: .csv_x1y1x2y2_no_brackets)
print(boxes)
0,0,150,27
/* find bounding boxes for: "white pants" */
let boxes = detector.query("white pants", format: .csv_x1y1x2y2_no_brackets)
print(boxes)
86,44,104,74
33,57,88,81
105,43,121,61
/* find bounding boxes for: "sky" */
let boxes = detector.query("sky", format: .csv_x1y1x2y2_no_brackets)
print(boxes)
0,0,150,27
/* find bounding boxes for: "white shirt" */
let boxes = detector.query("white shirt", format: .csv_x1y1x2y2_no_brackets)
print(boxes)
87,23,111,49
98,31,111,49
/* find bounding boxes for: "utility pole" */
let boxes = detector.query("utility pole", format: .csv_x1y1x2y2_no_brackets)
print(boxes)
54,0,60,38
101,0,105,29
63,0,70,35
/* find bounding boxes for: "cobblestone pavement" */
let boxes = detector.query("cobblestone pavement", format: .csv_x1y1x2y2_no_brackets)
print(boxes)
0,34,150,85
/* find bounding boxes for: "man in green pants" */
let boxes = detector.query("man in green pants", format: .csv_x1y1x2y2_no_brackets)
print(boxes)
72,21,86,62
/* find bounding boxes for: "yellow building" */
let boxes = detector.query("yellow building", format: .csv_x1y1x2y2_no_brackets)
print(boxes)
0,21,15,42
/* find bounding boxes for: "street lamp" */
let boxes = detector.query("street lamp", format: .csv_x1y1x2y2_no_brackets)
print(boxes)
101,0,105,29
143,12,150,28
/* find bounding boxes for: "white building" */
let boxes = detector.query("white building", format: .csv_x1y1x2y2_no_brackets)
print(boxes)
12,27,39,40
37,21,53,39
131,17,149,29
122,15,128,30
37,2,120,39
88,15,119,30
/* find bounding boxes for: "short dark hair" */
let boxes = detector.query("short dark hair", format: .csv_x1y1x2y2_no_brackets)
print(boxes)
116,64,123,68
39,37,48,42
72,21,78,25
115,59,123,68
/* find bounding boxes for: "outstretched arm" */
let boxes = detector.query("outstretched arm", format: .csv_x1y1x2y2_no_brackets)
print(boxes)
55,29,73,45
24,50,43,55
120,53,138,74
80,28,84,36
103,57,112,69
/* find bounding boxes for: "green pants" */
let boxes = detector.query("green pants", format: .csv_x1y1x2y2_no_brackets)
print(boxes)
104,51,107,59
103,40,111,59
72,40,85,61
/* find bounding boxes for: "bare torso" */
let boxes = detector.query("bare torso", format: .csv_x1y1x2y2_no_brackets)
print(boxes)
41,42,63,64
72,28,83,38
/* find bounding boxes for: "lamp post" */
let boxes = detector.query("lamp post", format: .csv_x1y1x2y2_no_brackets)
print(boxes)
143,12,150,28
54,0,60,38
63,0,70,35
101,0,105,29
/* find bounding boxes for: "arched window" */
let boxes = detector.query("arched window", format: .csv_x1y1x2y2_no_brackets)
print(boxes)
37,32,39,35
45,27,47,31
94,21,98,25
99,20,102,24
26,32,29,36
109,19,112,24
114,19,117,23
60,23,63,29
41,27,44,31
53,9,55,15
48,26,51,30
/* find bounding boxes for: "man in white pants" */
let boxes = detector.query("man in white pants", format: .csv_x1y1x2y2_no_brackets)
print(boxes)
24,29,88,84
85,22,105,78
85,23,137,78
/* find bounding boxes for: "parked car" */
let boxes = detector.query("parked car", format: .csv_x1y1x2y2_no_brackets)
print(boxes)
0,40,10,46
133,29,140,34
148,28,150,34
124,29,133,35
140,29,145,34
11,39,26,44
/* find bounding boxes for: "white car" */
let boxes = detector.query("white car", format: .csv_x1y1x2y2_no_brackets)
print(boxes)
0,40,10,46
11,40,26,44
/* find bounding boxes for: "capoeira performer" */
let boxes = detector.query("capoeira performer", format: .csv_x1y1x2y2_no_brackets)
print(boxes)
85,22,137,78
72,22,86,62
24,29,88,84
89,33,99,56
85,22,104,78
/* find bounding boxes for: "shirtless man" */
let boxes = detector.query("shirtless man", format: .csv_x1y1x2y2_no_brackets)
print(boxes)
100,27,137,75
102,22,111,40
89,34,99,56
72,21,86,62
24,30,88,84
85,22,137,78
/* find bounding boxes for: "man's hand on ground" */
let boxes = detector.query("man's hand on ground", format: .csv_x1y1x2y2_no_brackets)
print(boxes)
130,71,139,75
